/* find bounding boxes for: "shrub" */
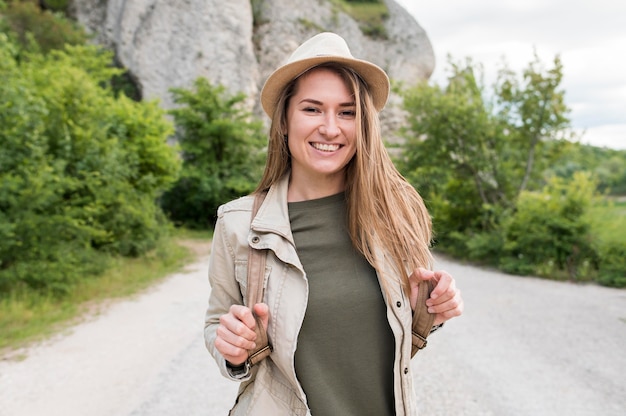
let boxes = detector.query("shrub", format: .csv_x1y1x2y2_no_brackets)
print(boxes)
1,0,87,53
0,37,180,295
499,172,598,281
161,78,266,228
596,243,626,287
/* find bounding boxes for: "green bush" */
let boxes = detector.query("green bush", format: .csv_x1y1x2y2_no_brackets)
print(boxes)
499,172,598,281
586,199,626,287
596,243,626,287
1,0,87,53
465,230,505,263
161,78,266,228
0,36,180,295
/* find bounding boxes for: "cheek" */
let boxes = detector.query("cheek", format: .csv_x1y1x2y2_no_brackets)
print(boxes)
345,125,358,149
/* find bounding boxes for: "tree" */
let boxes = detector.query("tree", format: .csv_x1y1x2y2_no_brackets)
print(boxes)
397,55,573,249
494,52,572,194
161,78,266,228
0,36,180,295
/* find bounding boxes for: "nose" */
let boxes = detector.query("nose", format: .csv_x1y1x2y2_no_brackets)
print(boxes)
318,114,341,138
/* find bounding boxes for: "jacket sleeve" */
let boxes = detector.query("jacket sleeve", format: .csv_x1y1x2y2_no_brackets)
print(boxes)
204,211,253,381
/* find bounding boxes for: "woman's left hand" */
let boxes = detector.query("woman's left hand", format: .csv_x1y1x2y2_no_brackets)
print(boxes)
409,268,464,326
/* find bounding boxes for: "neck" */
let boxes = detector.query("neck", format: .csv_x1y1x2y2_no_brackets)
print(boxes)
287,172,345,202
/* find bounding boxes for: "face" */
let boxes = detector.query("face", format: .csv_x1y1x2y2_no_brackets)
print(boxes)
285,68,357,192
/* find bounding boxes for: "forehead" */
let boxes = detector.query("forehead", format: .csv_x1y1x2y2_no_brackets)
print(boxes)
294,66,353,93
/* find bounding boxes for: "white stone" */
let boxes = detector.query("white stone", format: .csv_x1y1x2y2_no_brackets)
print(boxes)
70,0,435,135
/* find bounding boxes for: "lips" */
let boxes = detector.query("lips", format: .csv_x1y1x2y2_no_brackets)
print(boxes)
311,142,341,152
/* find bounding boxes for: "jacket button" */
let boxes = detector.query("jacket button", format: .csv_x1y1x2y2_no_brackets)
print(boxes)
251,236,260,244
404,367,409,375
396,301,401,308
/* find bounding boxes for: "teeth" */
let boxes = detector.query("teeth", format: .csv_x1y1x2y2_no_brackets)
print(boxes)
312,143,340,152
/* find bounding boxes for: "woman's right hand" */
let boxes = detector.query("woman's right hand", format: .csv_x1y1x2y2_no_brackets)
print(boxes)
214,303,270,366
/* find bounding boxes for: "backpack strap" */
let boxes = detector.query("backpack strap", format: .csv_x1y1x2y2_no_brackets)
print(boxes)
411,279,436,357
246,191,272,366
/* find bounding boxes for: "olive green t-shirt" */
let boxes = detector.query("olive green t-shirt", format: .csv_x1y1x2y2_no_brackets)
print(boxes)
289,192,395,416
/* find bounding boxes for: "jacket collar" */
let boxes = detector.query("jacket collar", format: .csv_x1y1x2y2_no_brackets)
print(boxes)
251,174,294,243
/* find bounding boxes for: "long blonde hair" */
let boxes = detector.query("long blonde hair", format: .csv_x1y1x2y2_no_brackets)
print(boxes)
256,63,433,295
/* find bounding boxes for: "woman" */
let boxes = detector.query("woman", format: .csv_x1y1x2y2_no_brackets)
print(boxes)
205,32,463,415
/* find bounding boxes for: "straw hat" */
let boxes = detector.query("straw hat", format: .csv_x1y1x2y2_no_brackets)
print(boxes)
260,32,390,117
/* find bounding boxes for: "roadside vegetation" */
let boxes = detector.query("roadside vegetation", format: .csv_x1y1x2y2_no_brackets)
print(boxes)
1,0,624,351
396,55,626,288
0,233,193,351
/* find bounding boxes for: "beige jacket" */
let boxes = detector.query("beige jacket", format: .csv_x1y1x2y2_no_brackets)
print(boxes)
205,175,420,415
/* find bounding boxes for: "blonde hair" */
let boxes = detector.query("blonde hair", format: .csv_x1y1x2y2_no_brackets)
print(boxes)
256,64,433,294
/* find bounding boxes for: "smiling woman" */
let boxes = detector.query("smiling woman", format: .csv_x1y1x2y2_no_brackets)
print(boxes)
204,32,464,416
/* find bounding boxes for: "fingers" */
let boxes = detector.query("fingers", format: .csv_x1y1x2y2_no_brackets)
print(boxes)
429,288,463,325
214,305,259,365
214,303,271,366
425,270,464,325
428,270,455,305
408,268,434,310
411,268,464,326
253,303,270,332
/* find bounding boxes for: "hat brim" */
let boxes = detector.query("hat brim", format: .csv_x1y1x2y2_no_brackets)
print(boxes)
260,55,390,117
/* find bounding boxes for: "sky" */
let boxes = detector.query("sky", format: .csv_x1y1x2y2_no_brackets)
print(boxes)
395,0,626,150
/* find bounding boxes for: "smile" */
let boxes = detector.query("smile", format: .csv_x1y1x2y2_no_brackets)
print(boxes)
311,142,341,152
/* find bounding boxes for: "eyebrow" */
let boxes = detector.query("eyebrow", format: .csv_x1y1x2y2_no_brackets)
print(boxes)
298,98,356,107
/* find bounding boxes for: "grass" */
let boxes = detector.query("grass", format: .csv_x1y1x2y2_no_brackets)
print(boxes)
330,0,390,39
585,197,626,287
0,228,212,354
587,197,626,244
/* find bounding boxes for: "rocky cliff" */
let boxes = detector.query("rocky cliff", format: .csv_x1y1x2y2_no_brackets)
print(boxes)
70,0,434,132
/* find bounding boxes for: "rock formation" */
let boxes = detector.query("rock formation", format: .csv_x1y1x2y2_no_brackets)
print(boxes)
70,0,434,133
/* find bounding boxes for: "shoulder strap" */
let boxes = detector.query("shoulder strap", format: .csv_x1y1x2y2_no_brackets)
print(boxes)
411,279,436,357
246,192,272,365
246,192,267,309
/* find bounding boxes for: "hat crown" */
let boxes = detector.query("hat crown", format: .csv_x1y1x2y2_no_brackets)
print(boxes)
260,32,390,116
287,33,354,64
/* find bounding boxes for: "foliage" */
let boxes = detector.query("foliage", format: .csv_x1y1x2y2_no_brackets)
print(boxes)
161,78,266,228
1,0,87,53
398,54,572,245
548,142,626,195
39,0,70,13
586,199,626,287
331,0,389,39
397,54,626,286
499,173,598,281
0,234,195,351
0,35,181,296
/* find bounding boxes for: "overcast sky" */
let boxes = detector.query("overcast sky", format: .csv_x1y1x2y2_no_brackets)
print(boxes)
395,0,626,150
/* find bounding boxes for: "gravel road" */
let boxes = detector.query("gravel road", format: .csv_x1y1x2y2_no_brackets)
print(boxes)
1,251,624,416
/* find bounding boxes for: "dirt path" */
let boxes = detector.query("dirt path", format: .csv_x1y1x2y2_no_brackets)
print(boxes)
0,251,624,415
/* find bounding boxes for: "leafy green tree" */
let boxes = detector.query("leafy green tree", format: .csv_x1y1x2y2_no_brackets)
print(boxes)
161,78,266,228
495,53,572,193
548,143,626,195
396,54,626,284
0,36,180,295
398,55,572,251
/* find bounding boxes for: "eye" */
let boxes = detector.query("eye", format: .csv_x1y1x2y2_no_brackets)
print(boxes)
339,109,356,118
302,106,320,113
